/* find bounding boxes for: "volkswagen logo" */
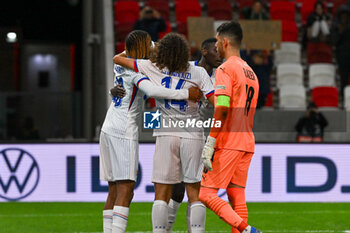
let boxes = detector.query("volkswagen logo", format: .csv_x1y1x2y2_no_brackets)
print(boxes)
0,148,40,201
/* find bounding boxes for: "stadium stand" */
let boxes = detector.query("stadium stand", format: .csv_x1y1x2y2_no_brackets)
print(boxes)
115,22,134,42
158,21,171,39
112,0,343,111
146,0,170,21
281,20,299,41
175,0,201,23
309,63,336,88
270,1,296,22
274,42,301,64
307,42,333,64
344,86,350,109
236,0,255,9
116,42,125,53
312,86,339,107
279,85,306,109
114,1,139,23
175,0,201,36
329,0,348,14
299,0,318,24
207,0,233,20
277,63,304,88
265,91,274,107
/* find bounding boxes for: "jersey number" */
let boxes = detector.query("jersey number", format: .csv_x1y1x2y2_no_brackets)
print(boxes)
113,77,124,107
161,76,188,111
245,84,255,116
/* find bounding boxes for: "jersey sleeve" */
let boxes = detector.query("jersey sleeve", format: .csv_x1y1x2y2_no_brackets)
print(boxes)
134,59,151,74
131,72,188,100
131,72,149,87
214,67,234,97
199,69,215,99
138,79,189,100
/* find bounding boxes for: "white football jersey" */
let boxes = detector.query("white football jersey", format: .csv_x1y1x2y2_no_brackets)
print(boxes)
189,61,216,121
101,64,147,140
135,59,215,139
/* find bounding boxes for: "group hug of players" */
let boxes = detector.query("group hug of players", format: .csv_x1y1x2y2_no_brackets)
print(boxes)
99,21,262,233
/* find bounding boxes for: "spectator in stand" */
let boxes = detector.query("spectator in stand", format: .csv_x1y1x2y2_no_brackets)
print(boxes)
241,0,269,20
306,1,331,43
242,49,272,108
295,102,328,142
133,6,166,42
331,5,350,93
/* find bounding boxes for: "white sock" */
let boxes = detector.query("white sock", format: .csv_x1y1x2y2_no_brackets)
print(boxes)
190,202,206,233
167,199,181,232
242,226,252,233
112,206,129,233
152,200,168,233
186,202,191,233
103,210,113,233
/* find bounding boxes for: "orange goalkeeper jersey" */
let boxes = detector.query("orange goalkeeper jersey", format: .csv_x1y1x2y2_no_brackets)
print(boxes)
214,55,259,153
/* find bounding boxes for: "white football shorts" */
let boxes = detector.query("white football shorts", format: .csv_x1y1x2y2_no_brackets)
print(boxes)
99,131,139,182
152,135,204,184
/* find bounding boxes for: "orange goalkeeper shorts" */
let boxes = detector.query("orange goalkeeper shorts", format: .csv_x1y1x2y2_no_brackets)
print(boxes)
201,149,253,189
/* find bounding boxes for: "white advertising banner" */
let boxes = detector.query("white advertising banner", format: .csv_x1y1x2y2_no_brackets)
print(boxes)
0,143,349,202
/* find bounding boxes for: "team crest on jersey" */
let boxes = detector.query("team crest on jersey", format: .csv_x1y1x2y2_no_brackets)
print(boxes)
143,110,161,129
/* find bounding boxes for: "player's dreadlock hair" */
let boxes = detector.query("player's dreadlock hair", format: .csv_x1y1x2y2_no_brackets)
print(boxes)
125,30,151,59
150,33,189,74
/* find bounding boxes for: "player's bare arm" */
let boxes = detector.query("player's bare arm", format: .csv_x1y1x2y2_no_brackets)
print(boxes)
113,54,135,70
207,95,215,106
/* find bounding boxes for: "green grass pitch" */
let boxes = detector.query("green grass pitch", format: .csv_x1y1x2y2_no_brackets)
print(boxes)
0,202,349,233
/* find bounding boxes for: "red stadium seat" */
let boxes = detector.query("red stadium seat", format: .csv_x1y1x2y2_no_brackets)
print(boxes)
114,1,139,23
312,86,339,107
265,91,274,107
175,0,201,23
307,42,333,64
207,0,233,20
329,0,347,14
299,0,317,24
115,22,134,42
177,21,188,38
158,21,172,39
146,0,170,21
236,0,255,9
281,21,298,42
270,1,295,22
116,42,125,53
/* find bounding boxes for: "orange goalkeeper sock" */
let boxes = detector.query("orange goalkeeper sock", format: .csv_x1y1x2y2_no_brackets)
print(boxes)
199,187,245,229
227,187,248,233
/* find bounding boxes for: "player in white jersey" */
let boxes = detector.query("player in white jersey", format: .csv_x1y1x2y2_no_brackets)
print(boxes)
114,33,215,233
100,31,202,233
167,38,222,232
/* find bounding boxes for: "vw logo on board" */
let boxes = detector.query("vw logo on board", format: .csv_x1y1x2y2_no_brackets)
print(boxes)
0,148,40,201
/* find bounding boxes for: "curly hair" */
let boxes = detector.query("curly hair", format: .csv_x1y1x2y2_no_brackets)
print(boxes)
150,33,189,74
125,30,151,59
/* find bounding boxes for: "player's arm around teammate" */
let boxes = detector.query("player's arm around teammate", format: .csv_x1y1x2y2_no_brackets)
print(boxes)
116,33,213,233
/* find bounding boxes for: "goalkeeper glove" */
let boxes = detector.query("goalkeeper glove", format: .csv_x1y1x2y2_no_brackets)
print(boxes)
202,136,216,171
